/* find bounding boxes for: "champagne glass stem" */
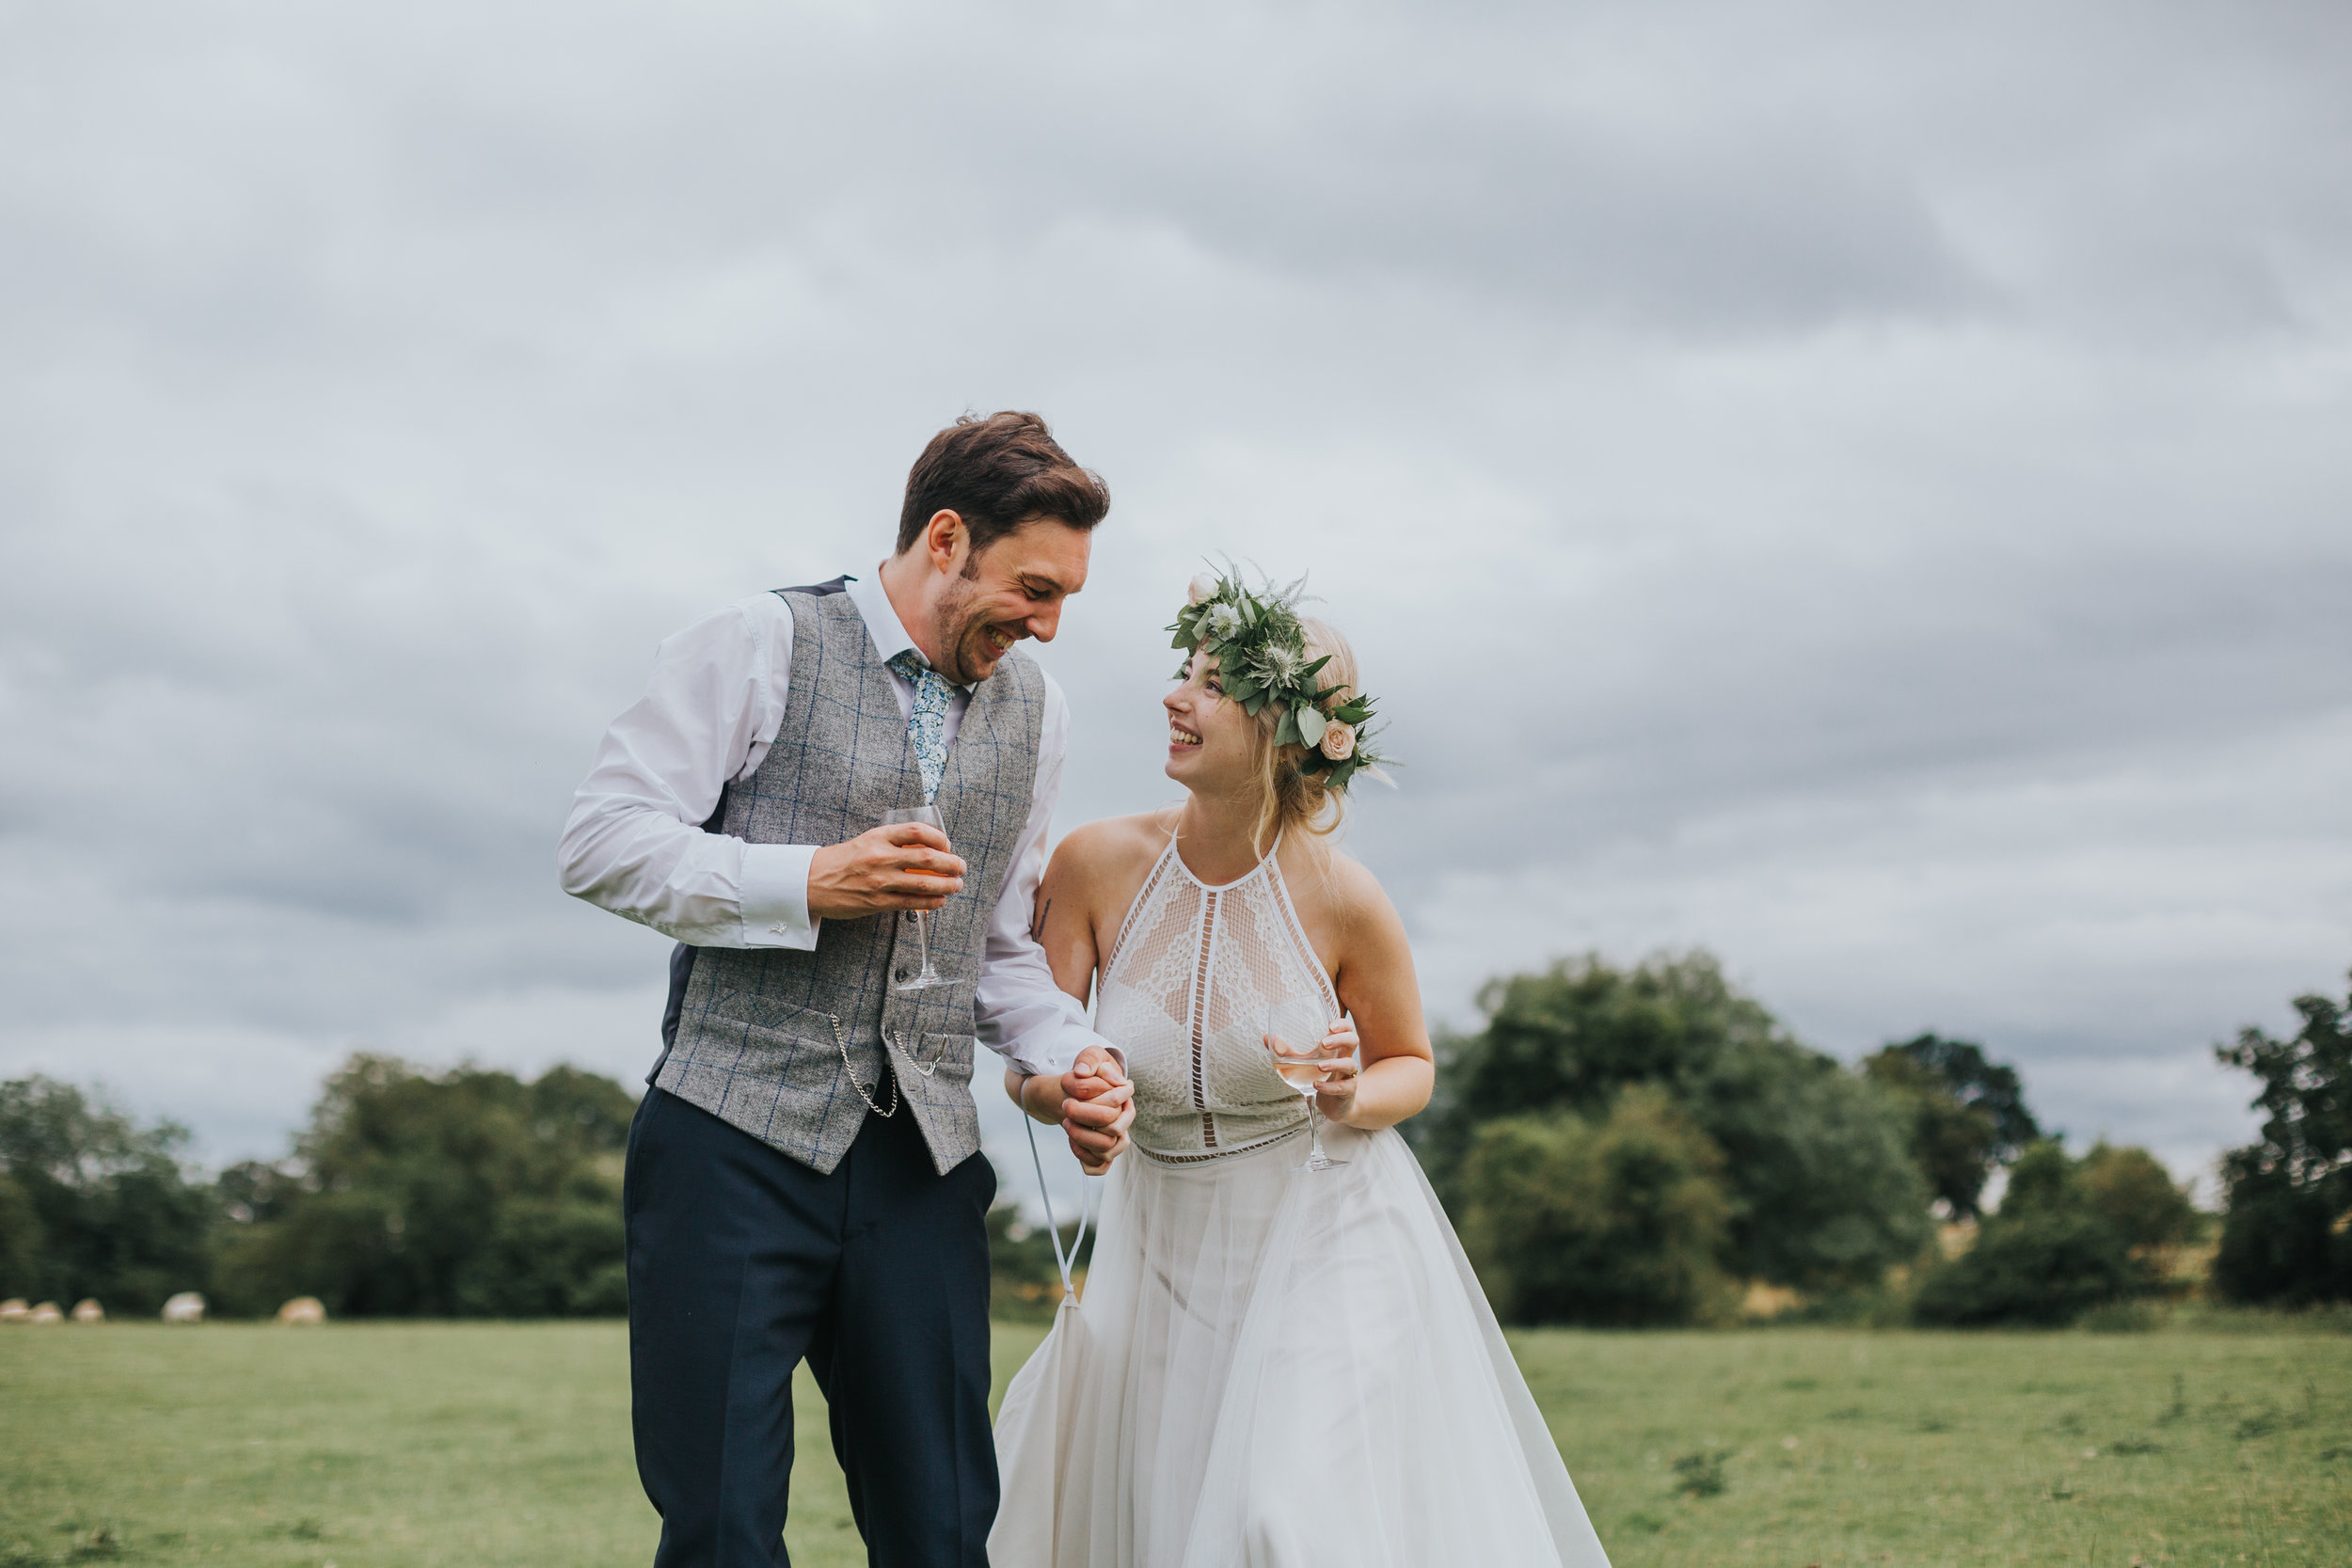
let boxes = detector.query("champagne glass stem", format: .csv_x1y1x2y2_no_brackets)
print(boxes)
912,909,935,980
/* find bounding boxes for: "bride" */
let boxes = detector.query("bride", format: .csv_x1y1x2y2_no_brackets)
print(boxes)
992,569,1612,1567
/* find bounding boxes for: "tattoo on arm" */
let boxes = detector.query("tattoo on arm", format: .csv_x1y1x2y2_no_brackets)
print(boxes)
1032,896,1052,942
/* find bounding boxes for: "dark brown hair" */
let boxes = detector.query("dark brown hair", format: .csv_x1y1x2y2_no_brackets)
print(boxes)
896,411,1110,557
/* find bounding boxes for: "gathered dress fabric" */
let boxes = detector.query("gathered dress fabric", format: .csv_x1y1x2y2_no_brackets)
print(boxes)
990,835,1612,1568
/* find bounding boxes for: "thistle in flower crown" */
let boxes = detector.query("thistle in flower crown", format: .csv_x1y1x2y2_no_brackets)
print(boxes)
1167,565,1393,793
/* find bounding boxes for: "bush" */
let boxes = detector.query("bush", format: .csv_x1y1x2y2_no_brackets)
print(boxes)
2211,1161,2345,1307
1457,1086,1733,1326
1912,1144,2149,1325
1913,1208,2140,1326
2077,1141,2201,1251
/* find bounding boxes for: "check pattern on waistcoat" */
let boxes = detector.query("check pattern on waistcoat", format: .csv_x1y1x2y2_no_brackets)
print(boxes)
655,588,1044,1176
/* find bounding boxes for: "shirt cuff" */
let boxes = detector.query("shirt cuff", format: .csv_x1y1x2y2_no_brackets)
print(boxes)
1014,1022,1124,1081
740,843,820,949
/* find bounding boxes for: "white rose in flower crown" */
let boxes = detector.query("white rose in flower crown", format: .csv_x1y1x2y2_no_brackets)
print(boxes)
1319,718,1356,762
1187,573,1218,606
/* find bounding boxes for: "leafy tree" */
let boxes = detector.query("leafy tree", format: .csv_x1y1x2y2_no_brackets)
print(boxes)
218,1055,636,1318
1860,1034,2042,1221
2075,1142,2200,1251
1877,1035,2042,1156
1912,1142,2143,1326
1427,954,1784,1163
1456,1087,1733,1326
1689,1039,1934,1291
0,1077,214,1313
2211,975,2352,1306
1424,952,1932,1293
1860,1050,1999,1218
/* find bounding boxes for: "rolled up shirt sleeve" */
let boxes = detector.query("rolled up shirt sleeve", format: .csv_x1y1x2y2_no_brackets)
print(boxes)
557,595,824,949
975,673,1124,1078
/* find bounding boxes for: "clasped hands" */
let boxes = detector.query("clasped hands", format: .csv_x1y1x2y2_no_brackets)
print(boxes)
1034,1047,1136,1176
818,825,1137,1169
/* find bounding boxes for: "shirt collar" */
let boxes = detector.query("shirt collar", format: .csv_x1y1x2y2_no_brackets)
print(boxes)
843,567,968,687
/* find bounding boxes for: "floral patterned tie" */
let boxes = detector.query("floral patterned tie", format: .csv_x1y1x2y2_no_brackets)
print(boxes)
886,649,958,803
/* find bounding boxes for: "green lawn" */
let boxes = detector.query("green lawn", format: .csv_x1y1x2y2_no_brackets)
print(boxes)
3,1322,2345,1566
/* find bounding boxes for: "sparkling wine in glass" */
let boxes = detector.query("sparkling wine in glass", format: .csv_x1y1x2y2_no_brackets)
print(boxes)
883,804,951,992
1262,1001,1348,1172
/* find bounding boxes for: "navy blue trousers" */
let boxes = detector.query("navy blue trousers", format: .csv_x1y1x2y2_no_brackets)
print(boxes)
623,1084,998,1568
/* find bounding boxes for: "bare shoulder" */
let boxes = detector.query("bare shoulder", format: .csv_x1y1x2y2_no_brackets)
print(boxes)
1045,810,1171,886
1284,841,1401,927
1328,847,1394,911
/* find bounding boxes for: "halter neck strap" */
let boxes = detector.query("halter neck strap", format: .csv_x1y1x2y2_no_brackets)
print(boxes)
1168,824,1284,892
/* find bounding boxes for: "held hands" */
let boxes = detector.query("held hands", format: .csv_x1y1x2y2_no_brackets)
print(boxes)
1057,1045,1135,1175
807,822,966,921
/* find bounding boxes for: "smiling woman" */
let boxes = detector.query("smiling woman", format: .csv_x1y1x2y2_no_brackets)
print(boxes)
994,567,1611,1567
1154,568,1394,904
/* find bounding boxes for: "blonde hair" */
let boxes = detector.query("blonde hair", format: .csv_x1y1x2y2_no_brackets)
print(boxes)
1241,616,1358,860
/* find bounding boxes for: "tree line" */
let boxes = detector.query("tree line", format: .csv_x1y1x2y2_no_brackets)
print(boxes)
3,959,2344,1323
1415,953,2350,1326
0,1053,1086,1321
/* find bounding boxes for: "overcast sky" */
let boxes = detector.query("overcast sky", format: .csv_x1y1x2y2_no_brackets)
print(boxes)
3,0,2346,1201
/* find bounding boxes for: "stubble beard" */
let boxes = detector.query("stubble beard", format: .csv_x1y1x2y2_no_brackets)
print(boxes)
930,574,991,686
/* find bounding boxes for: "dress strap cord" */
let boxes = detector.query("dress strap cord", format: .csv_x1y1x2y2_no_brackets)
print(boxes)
1023,1102,1097,1301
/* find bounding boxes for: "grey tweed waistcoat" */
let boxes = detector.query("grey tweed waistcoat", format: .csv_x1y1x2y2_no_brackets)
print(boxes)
653,584,1045,1176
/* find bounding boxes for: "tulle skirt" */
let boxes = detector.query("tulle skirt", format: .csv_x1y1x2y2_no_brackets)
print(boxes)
990,1119,1612,1568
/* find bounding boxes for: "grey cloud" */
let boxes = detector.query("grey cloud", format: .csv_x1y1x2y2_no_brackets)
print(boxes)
1,0,2347,1196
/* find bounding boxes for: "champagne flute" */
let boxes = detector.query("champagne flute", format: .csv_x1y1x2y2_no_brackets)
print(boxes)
1262,1001,1348,1172
883,804,951,991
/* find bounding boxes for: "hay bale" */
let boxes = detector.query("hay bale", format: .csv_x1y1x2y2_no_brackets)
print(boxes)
26,1301,63,1324
160,1291,206,1323
275,1296,326,1326
71,1299,105,1323
0,1298,27,1323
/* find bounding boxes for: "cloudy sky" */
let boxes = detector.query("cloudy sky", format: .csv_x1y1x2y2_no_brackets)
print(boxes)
4,0,2346,1199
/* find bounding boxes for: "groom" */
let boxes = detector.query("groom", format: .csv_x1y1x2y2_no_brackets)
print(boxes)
559,411,1135,1567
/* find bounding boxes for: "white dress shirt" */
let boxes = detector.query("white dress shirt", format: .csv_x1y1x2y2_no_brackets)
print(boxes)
558,570,1111,1079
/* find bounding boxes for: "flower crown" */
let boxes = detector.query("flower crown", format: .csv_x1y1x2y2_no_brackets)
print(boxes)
1166,566,1392,792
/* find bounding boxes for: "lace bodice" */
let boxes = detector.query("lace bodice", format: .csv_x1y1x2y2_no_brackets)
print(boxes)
1095,831,1342,1162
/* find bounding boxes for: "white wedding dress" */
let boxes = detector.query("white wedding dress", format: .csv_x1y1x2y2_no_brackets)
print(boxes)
991,834,1612,1567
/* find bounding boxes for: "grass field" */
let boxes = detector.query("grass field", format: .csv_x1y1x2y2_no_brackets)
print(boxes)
4,1321,2346,1567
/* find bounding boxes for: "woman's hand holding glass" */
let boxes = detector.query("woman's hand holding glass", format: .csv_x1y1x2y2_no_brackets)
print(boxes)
1305,1018,1364,1122
1261,1004,1359,1172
